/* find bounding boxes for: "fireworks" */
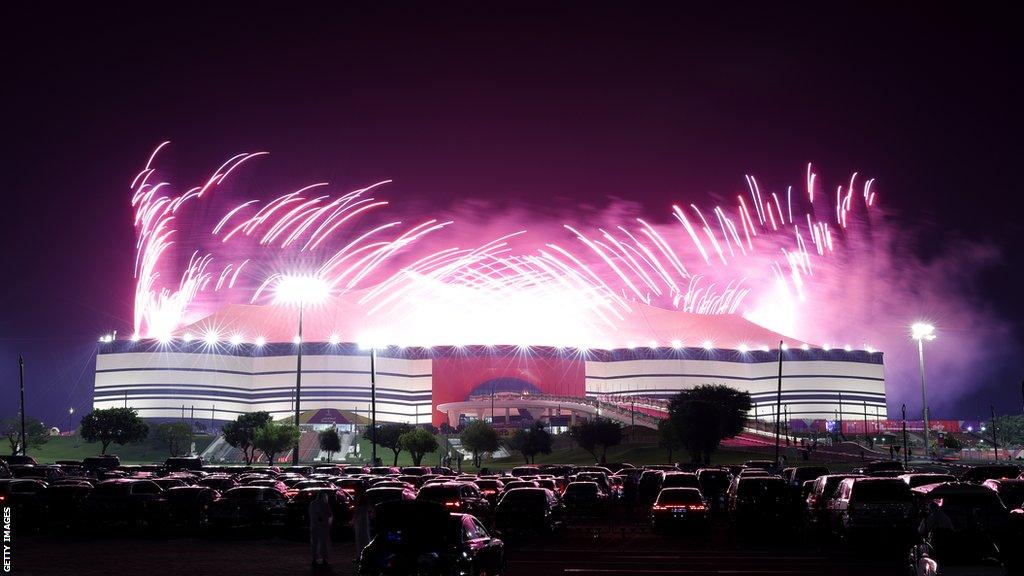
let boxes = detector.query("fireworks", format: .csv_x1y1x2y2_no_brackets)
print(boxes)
130,143,879,347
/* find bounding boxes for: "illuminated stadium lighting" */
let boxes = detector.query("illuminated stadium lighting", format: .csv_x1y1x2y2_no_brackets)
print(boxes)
800,343,810,350
760,345,769,352
272,274,330,307
843,344,852,352
203,331,219,346
182,332,194,343
738,344,749,353
130,333,141,342
626,341,637,349
822,343,832,351
229,334,243,346
156,334,172,345
328,334,340,345
670,339,683,349
254,336,266,347
358,332,386,350
911,322,936,341
780,343,788,351
647,340,658,348
293,335,301,345
865,345,875,353
702,340,714,351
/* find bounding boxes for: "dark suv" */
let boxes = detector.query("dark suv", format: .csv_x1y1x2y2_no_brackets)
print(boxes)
495,488,562,537
416,482,491,520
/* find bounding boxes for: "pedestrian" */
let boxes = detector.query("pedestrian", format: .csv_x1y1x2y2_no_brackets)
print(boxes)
352,489,371,564
308,491,333,566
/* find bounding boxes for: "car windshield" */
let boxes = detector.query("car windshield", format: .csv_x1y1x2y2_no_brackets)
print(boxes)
736,479,785,497
418,486,459,502
995,484,1024,508
500,489,545,505
907,475,955,488
565,483,599,495
166,488,205,502
852,481,911,501
93,483,131,497
657,489,702,504
367,489,405,505
225,488,262,500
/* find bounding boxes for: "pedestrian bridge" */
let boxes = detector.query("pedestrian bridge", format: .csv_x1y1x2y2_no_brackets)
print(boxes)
436,394,664,429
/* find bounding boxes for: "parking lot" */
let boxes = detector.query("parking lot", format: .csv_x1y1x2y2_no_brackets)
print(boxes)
13,518,910,576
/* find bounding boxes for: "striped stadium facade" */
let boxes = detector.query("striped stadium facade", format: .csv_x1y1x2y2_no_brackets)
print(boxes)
93,342,886,425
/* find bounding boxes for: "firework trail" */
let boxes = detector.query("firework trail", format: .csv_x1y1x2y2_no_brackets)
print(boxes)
130,143,879,347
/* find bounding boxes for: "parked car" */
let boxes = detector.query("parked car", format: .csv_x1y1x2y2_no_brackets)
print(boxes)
0,479,48,531
0,455,38,467
284,487,355,539
561,481,611,518
357,500,504,576
197,476,238,492
908,529,1007,576
494,488,562,537
961,465,1022,485
86,479,166,527
661,473,702,490
638,470,666,507
696,468,732,513
827,477,915,539
365,486,417,508
81,455,120,473
475,479,505,506
651,487,710,532
899,473,957,489
161,486,220,529
982,479,1024,510
912,483,1010,536
728,477,788,530
416,482,491,520
165,456,204,472
804,474,865,532
208,486,288,528
43,482,93,530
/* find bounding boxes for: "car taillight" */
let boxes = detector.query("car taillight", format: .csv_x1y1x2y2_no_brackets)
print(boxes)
687,504,707,511
481,490,495,495
444,500,462,508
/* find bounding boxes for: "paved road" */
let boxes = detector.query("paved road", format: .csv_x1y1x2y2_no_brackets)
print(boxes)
14,522,908,576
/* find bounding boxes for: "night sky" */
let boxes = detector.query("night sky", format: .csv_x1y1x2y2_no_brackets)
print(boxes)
3,3,1020,427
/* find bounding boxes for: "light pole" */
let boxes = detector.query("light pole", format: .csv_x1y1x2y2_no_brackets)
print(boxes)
370,346,377,465
911,322,936,458
19,355,26,456
773,341,783,468
67,407,74,434
273,274,330,466
901,403,908,466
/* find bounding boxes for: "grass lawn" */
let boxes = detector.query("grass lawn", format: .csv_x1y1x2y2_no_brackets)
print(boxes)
25,433,215,464
348,435,771,472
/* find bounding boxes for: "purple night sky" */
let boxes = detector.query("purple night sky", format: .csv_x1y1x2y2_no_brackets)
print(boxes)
2,3,1020,427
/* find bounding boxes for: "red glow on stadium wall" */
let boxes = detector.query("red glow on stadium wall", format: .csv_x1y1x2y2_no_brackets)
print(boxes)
430,352,585,426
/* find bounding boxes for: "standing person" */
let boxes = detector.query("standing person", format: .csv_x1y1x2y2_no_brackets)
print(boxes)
308,491,333,566
352,489,371,567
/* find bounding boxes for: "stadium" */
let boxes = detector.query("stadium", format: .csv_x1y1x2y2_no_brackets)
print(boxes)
93,297,887,429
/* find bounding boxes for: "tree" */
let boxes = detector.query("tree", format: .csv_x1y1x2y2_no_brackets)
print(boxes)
398,428,439,466
319,427,342,461
80,408,149,454
993,415,1024,446
569,419,623,463
460,420,499,467
668,384,751,465
507,421,552,464
2,417,49,455
253,421,301,465
370,423,414,466
657,417,681,463
942,434,962,450
156,422,193,456
221,412,272,465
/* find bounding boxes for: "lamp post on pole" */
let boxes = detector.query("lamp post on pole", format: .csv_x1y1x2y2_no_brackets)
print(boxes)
911,322,936,458
273,275,330,467
67,407,74,434
773,341,783,468
901,403,908,466
370,346,377,465
991,405,998,462
19,355,27,456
